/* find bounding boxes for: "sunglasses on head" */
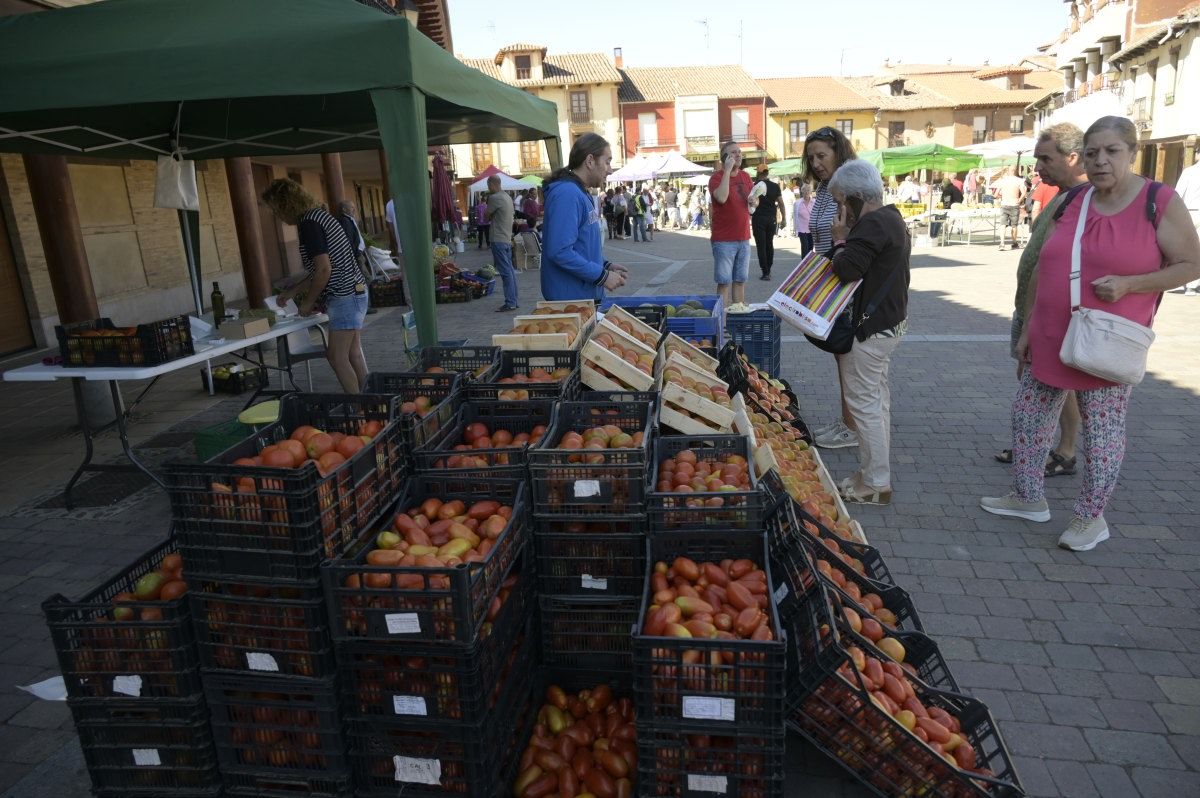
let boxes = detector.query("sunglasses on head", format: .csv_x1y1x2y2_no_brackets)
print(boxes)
806,127,837,142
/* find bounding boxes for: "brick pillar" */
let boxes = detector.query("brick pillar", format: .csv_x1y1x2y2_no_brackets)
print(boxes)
322,153,346,211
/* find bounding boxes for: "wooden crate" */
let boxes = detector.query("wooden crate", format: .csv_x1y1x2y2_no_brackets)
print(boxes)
595,318,656,357
658,401,727,435
663,350,727,388
600,304,662,351
661,332,719,374
811,446,853,526
535,299,597,322
580,339,659,392
493,313,584,351
660,382,734,432
731,392,757,448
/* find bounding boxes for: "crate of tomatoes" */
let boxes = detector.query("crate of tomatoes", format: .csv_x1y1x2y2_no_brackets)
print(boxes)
360,370,463,451
322,475,530,643
632,531,786,734
638,727,784,798
165,393,404,582
44,538,201,702
465,349,581,402
56,315,194,368
410,399,556,479
648,434,765,530
532,517,647,598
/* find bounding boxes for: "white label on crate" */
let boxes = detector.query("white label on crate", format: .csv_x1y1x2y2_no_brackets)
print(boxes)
132,749,161,767
773,581,790,605
573,479,601,498
580,574,608,591
391,695,428,716
112,675,142,697
394,755,441,785
246,652,279,672
687,774,728,793
681,695,735,721
385,613,421,634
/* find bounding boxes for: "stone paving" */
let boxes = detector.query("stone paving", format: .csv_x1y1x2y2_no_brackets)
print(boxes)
0,229,1198,796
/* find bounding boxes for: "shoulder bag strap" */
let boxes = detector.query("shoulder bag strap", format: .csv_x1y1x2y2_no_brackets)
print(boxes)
856,260,904,329
1069,187,1094,310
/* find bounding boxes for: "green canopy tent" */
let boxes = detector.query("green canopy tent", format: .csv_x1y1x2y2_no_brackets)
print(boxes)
517,175,543,187
0,0,562,345
766,158,806,178
857,143,982,178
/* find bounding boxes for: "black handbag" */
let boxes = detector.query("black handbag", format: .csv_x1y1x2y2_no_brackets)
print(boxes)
805,249,903,355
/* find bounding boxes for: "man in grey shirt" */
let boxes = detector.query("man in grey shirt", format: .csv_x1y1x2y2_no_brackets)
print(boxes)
486,175,518,310
665,186,680,229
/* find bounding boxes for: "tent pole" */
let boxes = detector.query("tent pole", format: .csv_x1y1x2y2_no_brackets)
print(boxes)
177,209,204,316
373,86,437,347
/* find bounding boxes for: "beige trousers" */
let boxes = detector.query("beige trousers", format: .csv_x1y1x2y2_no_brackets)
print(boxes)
838,334,902,488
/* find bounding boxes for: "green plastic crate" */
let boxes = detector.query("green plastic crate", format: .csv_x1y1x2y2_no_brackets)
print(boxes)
193,419,252,463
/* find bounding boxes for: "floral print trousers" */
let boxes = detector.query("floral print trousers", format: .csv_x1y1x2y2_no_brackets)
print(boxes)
1011,370,1133,519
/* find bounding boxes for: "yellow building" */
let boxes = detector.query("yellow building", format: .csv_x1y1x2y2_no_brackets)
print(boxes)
758,77,877,159
452,44,624,181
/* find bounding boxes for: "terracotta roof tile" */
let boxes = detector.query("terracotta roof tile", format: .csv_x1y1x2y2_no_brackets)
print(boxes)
972,65,1033,80
618,65,766,103
459,52,622,87
757,77,875,113
837,76,953,111
908,71,1060,109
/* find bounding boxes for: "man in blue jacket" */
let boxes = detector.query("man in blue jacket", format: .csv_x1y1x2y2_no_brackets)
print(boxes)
541,133,629,301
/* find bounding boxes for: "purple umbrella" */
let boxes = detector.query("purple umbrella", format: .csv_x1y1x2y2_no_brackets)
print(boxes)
430,149,459,240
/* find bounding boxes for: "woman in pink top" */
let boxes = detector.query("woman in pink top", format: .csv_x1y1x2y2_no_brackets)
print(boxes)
982,117,1200,551
793,181,814,257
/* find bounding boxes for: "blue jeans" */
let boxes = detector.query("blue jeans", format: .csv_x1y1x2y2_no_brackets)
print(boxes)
491,242,518,307
326,289,369,330
712,240,750,285
631,215,647,241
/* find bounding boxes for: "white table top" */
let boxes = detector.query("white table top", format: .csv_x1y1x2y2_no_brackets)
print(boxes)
3,314,327,383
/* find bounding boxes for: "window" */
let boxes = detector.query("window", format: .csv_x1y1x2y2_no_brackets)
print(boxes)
514,55,531,80
788,120,807,155
520,141,542,171
1009,115,1025,134
569,91,590,124
888,121,905,147
972,115,988,144
638,112,659,147
471,143,493,173
731,108,751,142
1167,47,1180,104
835,119,853,136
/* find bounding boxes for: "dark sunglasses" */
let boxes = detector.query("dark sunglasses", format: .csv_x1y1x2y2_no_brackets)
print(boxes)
806,127,838,143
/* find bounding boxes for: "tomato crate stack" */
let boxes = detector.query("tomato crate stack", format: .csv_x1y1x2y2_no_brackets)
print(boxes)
43,538,221,798
320,474,537,797
464,349,582,401
410,398,558,480
632,531,788,797
359,370,464,456
527,397,656,681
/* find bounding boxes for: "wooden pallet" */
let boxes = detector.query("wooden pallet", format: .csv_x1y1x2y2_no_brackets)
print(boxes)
661,332,719,374
580,338,658,392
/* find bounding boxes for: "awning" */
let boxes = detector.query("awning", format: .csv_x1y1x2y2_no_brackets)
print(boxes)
858,143,982,177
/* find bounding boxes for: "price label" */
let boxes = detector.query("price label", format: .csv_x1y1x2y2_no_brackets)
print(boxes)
687,774,728,793
246,652,279,672
573,479,601,498
773,581,790,604
392,695,428,716
394,755,441,785
580,574,608,591
385,613,421,634
132,749,161,767
112,675,142,697
681,695,736,721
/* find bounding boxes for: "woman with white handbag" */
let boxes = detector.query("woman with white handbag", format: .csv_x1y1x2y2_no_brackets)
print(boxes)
981,116,1200,551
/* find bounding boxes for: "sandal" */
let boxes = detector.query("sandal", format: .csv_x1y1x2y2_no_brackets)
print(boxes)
840,482,893,506
1045,452,1077,478
994,449,1013,464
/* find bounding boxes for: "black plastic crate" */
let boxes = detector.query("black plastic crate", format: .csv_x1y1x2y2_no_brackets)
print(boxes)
189,576,333,679
323,476,529,643
726,309,782,377
538,594,640,674
200,362,269,395
577,388,662,412
166,393,405,582
465,349,581,401
368,276,406,308
335,566,534,725
633,532,786,734
221,770,351,798
44,538,201,702
70,696,220,796
410,399,557,478
648,434,766,530
359,372,462,451
346,657,536,798
801,531,924,634
414,345,502,381
765,494,893,587
528,399,655,516
786,583,1022,798
743,389,812,446
533,516,647,597
637,726,784,798
56,315,195,368
204,672,348,788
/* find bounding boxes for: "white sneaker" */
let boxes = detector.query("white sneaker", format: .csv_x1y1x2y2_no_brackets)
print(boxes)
1058,516,1110,551
812,420,841,436
980,493,1051,522
814,421,858,449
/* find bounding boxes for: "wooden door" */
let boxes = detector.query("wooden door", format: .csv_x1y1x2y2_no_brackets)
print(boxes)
0,207,33,355
251,164,288,280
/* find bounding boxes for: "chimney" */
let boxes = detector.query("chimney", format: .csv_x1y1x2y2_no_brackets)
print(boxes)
613,47,624,69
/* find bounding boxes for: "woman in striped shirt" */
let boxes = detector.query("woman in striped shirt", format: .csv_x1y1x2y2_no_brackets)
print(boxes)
802,127,861,450
263,179,369,394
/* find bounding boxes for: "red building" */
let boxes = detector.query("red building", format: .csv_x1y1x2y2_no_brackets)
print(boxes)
617,64,768,166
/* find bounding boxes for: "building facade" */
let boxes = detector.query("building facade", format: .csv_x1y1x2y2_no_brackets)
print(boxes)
757,77,876,159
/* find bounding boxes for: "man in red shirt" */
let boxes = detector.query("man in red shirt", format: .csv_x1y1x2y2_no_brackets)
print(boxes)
709,140,755,306
1028,174,1059,222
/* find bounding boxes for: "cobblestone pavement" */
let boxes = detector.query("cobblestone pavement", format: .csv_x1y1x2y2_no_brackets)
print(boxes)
0,229,1197,796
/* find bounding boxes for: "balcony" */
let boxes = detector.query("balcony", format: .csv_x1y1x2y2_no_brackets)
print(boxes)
516,67,531,80
569,110,591,124
731,133,762,150
684,135,718,155
971,130,989,144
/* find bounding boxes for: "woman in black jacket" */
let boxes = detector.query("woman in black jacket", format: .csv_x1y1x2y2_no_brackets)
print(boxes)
827,160,911,505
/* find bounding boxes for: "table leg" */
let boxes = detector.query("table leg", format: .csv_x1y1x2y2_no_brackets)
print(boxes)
204,358,214,396
109,380,165,490
62,378,95,510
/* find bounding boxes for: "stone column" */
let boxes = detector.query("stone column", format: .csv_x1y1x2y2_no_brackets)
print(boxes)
224,157,271,308
22,154,98,323
378,149,399,252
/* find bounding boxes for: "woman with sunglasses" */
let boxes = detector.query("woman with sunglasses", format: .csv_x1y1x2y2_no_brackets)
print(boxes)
803,126,863,450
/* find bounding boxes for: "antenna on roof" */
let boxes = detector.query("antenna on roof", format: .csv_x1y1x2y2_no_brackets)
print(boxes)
696,19,709,50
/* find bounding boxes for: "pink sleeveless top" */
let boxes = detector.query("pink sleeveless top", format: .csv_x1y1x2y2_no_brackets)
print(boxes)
1030,180,1172,390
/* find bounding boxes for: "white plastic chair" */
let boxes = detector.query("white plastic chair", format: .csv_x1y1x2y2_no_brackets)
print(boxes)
366,246,402,282
280,324,328,391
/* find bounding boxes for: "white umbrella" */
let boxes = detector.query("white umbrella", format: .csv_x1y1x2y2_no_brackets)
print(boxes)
682,174,710,187
654,151,711,175
468,170,525,193
608,155,656,183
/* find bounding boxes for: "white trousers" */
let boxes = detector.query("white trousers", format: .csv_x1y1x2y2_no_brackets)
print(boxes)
838,334,901,488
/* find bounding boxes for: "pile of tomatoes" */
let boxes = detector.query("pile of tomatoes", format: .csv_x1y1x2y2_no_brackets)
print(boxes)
231,421,383,477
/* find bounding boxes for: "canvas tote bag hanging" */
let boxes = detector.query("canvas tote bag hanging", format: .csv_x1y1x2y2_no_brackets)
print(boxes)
154,149,200,211
1058,187,1156,385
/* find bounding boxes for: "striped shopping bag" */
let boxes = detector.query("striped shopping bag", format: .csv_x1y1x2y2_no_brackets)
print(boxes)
766,250,861,341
